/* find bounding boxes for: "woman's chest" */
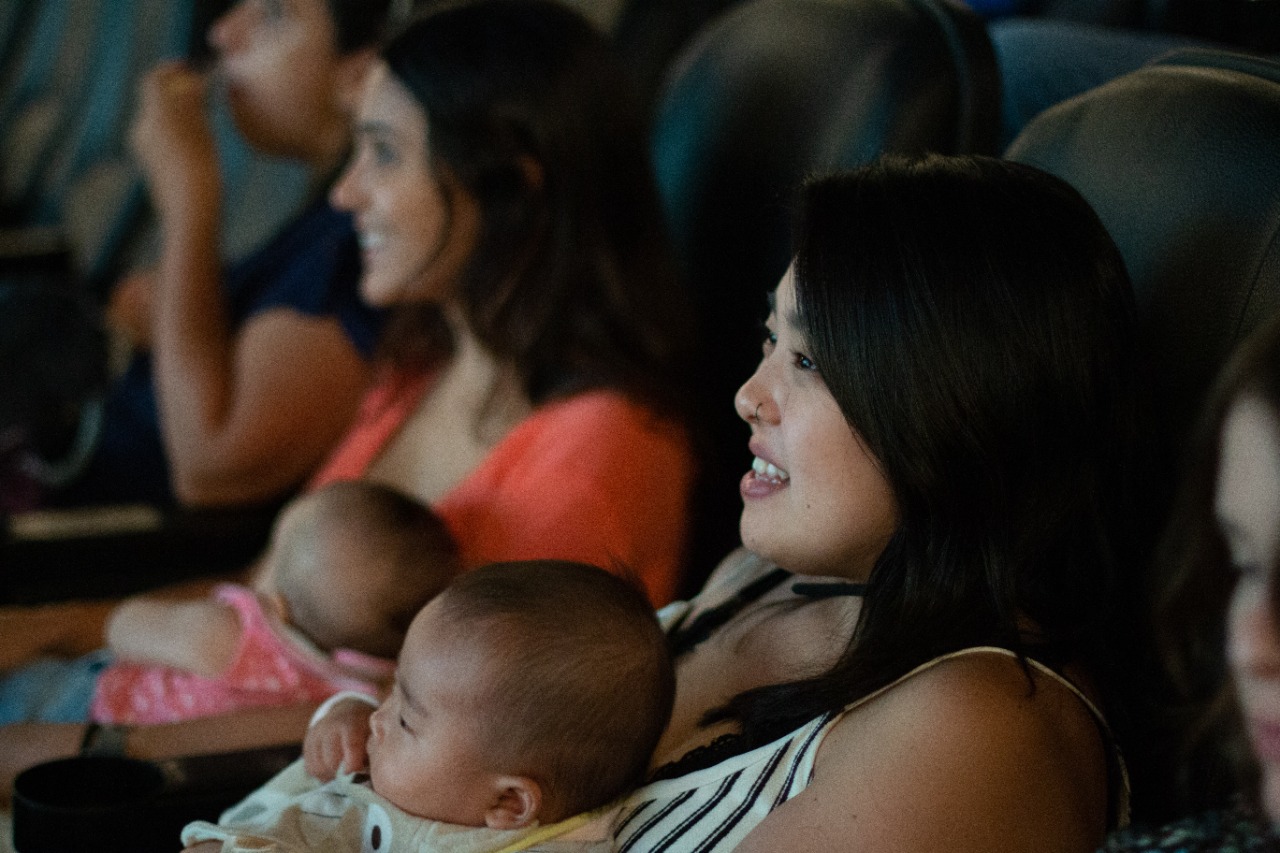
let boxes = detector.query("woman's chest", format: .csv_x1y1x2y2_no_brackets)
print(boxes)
617,707,838,853
365,393,493,503
653,592,858,767
365,359,530,504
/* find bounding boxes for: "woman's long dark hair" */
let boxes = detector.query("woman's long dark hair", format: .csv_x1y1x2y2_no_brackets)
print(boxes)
323,0,395,52
377,0,691,411
706,155,1141,758
1155,313,1280,814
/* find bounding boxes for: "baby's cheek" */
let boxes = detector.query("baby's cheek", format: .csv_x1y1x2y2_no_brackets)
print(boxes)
367,756,399,806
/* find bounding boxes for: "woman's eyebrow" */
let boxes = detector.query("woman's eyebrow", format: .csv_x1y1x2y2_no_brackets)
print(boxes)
784,306,802,331
355,120,395,141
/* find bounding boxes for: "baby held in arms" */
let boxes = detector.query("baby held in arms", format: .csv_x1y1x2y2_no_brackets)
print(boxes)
181,560,674,853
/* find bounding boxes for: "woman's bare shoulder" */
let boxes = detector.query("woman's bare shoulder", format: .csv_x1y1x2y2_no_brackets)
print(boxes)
827,650,1108,777
737,651,1110,853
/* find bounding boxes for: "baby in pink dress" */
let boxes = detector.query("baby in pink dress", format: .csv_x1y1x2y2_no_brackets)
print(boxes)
0,482,458,725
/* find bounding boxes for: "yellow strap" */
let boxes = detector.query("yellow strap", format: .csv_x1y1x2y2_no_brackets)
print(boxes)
490,803,615,853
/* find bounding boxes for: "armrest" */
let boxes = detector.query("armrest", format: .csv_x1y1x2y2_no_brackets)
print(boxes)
0,501,283,604
12,743,301,853
0,227,72,276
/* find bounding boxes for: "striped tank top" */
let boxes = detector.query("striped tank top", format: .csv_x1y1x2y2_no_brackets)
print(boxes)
612,646,1130,853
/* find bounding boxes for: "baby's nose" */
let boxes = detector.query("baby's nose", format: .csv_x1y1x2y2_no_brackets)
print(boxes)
368,706,386,741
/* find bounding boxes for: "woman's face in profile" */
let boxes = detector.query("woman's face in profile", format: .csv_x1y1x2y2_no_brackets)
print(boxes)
734,269,897,579
331,62,479,309
1218,394,1280,822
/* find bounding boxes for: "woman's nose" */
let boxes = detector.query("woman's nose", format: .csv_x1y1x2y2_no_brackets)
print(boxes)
329,158,364,213
735,370,775,426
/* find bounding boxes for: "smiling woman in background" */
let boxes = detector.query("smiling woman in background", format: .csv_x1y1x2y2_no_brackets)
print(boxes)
306,0,696,602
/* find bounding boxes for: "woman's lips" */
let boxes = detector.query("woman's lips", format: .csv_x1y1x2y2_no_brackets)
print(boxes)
740,455,790,499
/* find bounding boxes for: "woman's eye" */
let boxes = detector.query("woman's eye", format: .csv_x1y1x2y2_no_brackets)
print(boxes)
259,0,285,22
760,327,777,353
793,352,817,372
372,141,397,167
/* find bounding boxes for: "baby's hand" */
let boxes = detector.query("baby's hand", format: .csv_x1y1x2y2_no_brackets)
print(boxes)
304,697,374,781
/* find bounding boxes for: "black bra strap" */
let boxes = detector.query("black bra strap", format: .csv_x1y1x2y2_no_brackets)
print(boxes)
668,570,870,657
791,581,866,598
667,568,791,657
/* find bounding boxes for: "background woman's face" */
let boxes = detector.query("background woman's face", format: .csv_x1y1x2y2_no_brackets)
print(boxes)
1218,395,1280,822
735,270,897,579
330,63,478,309
208,0,345,161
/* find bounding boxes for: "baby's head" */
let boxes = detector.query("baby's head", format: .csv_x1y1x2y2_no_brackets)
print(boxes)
366,560,674,829
258,481,460,659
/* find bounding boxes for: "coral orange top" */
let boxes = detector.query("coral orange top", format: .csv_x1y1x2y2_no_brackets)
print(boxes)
310,373,694,605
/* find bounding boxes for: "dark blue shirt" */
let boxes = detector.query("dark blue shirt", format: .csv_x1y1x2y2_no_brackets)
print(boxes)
65,201,382,506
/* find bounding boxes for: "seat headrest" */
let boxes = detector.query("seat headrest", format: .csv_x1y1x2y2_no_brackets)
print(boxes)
654,0,999,295
1150,46,1280,84
1007,49,1280,454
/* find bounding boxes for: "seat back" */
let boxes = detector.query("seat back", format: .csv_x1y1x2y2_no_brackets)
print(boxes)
33,0,196,225
651,0,1000,586
1034,0,1154,26
1006,48,1280,488
0,0,77,130
0,0,106,218
0,2,37,81
611,0,750,110
991,18,1207,149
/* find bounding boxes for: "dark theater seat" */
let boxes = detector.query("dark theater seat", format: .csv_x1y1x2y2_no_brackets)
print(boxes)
1007,49,1280,474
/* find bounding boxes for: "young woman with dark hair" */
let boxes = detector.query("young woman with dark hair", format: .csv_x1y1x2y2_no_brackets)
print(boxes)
708,155,1138,747
311,0,695,603
1101,315,1280,851
307,153,1142,851
338,0,690,409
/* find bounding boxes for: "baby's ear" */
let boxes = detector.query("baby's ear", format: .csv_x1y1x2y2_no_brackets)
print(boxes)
483,776,542,830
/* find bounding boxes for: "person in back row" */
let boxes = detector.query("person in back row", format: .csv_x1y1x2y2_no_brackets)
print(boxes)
0,481,457,727
181,561,673,853
51,0,391,508
1100,315,1280,850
